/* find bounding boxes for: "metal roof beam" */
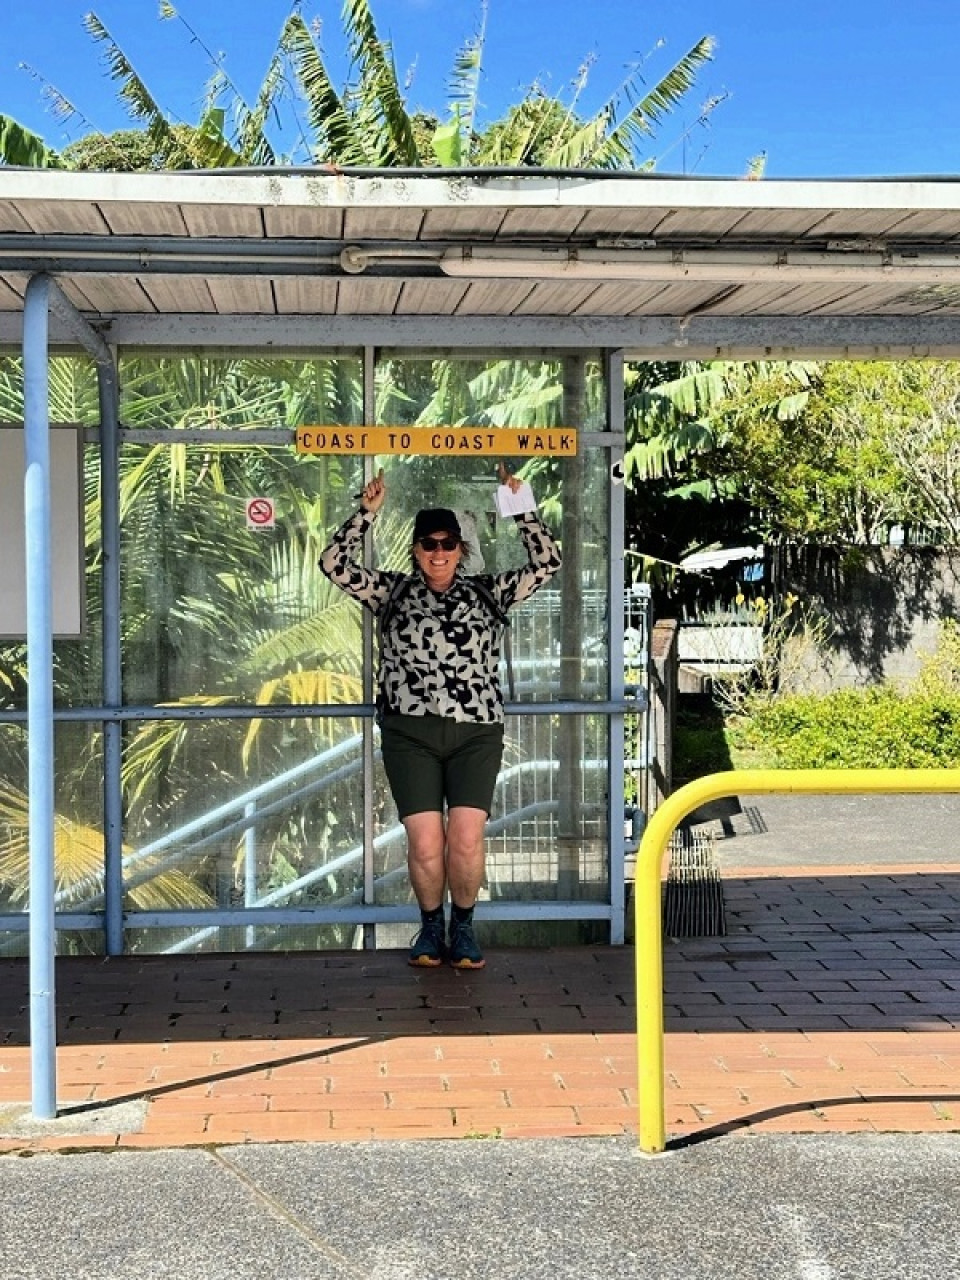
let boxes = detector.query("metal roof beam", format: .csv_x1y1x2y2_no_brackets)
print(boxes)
14,312,953,360
40,272,113,366
4,305,960,359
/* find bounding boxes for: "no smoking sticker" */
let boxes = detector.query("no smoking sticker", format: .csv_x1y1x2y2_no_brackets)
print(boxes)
245,497,275,530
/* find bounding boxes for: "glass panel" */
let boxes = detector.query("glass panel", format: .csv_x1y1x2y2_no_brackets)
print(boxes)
366,353,612,940
493,713,610,902
0,721,104,929
119,444,369,706
117,353,363,431
373,712,609,906
115,354,364,707
120,718,366,940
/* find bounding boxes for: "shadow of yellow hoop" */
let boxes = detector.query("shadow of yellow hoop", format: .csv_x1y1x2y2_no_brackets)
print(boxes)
634,767,960,1154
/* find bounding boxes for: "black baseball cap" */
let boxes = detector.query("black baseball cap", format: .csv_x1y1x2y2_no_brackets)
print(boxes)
413,508,462,542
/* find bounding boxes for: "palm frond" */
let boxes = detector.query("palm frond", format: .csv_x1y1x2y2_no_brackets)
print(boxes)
776,391,812,421
193,107,244,168
243,598,363,675
539,109,618,170
82,11,181,152
632,362,734,421
624,419,717,481
281,11,364,163
432,110,463,167
445,0,487,142
241,670,364,766
236,51,285,165
0,113,63,168
578,36,716,169
162,0,280,166
0,781,214,910
17,63,83,128
341,0,420,164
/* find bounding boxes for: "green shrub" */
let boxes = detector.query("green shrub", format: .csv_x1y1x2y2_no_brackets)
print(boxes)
735,686,960,769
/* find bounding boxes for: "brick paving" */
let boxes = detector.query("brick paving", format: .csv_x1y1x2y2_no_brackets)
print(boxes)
1,861,959,1152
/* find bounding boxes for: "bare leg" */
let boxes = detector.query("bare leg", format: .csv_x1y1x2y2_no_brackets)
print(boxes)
445,806,488,908
402,811,448,910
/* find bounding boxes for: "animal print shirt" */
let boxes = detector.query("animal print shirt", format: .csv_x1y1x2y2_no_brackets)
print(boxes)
319,508,562,723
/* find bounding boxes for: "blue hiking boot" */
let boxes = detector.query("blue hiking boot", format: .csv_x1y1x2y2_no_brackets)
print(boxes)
448,916,485,969
408,915,446,967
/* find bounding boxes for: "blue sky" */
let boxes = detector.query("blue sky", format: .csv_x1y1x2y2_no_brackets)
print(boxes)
2,0,959,178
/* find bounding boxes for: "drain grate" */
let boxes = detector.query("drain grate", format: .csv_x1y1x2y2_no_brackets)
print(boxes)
663,830,727,938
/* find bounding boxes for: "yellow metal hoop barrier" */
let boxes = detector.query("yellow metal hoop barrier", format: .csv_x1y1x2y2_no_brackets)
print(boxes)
634,768,960,1154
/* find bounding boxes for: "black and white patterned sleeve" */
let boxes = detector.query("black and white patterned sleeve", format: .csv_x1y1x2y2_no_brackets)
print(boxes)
492,512,563,611
319,507,392,613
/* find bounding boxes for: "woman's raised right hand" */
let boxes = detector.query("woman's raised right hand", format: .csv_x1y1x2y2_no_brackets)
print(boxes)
360,467,386,513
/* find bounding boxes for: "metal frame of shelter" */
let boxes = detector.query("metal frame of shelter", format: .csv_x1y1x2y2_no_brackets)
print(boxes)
6,167,960,1117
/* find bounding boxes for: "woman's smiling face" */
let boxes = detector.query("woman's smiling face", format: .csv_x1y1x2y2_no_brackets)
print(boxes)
413,533,463,592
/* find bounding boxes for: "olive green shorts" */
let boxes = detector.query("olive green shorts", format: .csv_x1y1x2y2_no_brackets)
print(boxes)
379,714,505,819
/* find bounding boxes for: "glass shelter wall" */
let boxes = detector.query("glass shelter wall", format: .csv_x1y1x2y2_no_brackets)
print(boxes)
0,349,631,954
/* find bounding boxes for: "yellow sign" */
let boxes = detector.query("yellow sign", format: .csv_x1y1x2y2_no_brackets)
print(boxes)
295,426,578,457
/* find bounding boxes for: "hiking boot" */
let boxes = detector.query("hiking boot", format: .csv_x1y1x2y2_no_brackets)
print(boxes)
408,916,446,967
448,917,485,969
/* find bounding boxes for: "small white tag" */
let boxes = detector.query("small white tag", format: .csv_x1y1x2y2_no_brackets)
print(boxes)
494,482,538,517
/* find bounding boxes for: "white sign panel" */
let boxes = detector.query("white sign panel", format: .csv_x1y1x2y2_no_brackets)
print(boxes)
245,496,276,530
0,425,85,639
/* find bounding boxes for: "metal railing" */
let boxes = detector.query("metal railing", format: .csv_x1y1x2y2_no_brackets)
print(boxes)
634,767,960,1154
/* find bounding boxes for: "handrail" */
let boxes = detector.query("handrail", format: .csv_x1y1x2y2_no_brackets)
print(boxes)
58,750,592,915
157,772,583,954
634,767,960,1154
54,734,366,909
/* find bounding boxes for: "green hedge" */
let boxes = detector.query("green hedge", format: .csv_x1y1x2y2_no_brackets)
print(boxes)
736,687,960,769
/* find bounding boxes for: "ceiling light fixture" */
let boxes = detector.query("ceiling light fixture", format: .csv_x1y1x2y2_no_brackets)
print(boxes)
439,246,960,285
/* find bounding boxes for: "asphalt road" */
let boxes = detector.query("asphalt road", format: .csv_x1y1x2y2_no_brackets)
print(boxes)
687,792,960,868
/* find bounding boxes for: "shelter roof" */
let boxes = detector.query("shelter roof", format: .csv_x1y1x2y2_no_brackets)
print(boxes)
2,168,960,356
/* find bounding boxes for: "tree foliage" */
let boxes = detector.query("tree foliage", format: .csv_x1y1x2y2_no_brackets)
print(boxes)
627,356,960,615
2,1,722,173
808,360,960,544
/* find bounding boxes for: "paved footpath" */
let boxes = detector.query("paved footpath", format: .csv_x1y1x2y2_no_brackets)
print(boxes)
1,858,960,1150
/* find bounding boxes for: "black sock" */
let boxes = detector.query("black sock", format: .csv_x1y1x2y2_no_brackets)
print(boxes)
450,902,474,925
421,905,445,927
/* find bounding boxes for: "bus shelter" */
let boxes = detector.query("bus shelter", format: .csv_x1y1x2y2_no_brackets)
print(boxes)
3,167,960,1114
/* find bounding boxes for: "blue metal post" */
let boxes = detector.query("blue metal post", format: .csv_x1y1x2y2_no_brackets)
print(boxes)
98,360,124,955
23,273,57,1119
361,345,376,949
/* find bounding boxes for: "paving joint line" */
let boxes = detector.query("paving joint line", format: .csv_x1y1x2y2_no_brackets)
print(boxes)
210,1147,369,1278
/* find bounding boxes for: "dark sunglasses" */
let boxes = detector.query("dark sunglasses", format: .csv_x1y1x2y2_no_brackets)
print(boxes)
418,535,460,552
